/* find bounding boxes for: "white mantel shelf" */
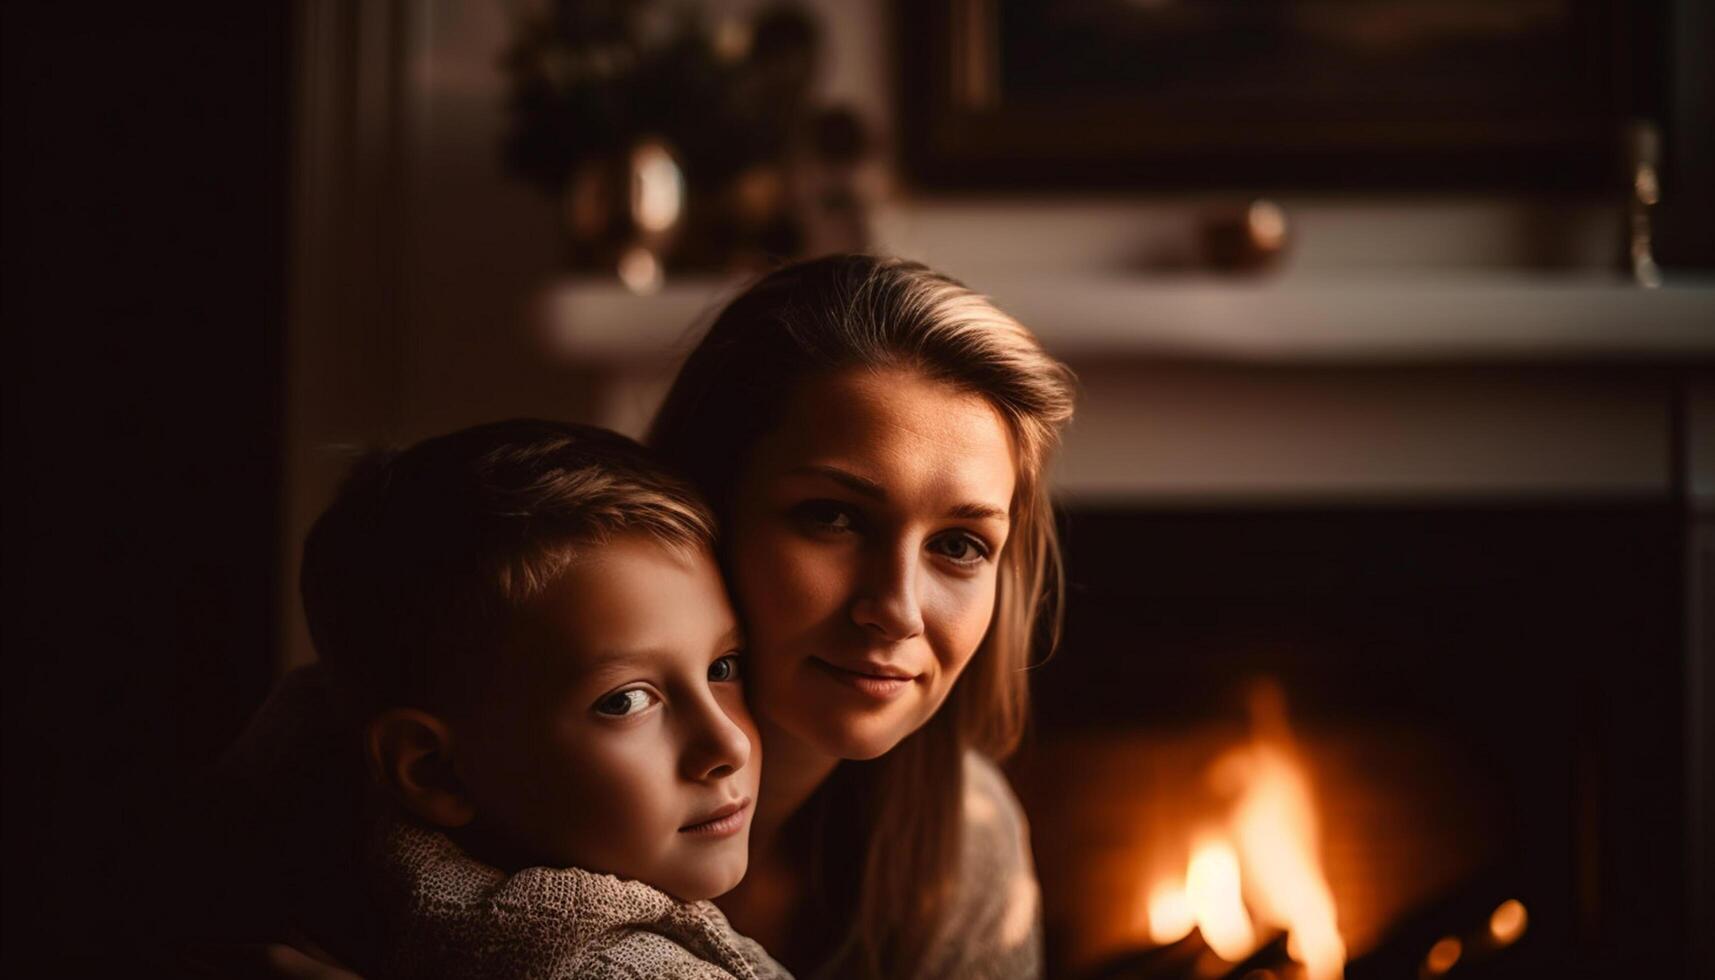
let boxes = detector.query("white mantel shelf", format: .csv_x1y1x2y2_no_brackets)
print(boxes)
538,274,1715,367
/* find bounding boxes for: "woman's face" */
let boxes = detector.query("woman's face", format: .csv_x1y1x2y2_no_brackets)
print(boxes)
729,367,1017,760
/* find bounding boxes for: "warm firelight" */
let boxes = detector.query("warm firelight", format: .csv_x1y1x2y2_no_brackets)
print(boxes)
1143,683,1347,979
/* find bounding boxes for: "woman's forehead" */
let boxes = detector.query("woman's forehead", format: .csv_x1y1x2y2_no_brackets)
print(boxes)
753,368,1017,511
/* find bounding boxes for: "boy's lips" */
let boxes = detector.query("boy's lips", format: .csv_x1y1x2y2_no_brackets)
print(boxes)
679,797,751,836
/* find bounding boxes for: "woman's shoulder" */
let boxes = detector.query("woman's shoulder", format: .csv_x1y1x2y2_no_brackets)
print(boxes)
961,752,1028,839
916,751,1043,980
956,750,1037,901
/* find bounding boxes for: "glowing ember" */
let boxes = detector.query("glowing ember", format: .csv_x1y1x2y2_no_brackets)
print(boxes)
1424,936,1462,974
1489,898,1527,946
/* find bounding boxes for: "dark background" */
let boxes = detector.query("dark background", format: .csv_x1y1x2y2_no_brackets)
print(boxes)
4,3,287,973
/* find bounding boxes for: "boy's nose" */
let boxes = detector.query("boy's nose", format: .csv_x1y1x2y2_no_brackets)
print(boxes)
682,699,751,781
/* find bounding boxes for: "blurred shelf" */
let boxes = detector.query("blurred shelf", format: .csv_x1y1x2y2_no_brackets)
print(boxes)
536,273,1715,367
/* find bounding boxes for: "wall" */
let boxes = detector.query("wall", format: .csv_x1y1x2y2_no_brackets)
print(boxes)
283,0,1655,668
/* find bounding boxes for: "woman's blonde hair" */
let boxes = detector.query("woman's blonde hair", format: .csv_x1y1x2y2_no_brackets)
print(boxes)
649,254,1075,977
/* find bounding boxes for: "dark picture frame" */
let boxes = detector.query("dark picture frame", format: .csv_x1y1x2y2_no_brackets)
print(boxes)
898,0,1665,192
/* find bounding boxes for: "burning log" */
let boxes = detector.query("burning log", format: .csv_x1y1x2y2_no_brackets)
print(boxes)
1079,932,1207,980
1079,931,1297,980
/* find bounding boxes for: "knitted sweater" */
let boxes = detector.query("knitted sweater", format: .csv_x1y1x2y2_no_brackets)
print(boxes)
371,816,793,980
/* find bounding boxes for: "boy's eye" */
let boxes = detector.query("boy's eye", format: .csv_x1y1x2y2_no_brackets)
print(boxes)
594,688,658,717
928,532,990,566
708,653,742,684
791,499,857,533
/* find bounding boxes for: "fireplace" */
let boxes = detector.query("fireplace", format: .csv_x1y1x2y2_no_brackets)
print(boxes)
525,273,1715,978
1011,503,1690,979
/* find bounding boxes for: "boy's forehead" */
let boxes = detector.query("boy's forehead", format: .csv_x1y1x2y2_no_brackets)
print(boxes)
513,538,738,678
570,622,744,672
519,621,741,696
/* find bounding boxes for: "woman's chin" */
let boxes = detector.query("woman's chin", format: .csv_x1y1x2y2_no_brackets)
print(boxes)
789,709,920,761
830,734,897,761
768,662,944,761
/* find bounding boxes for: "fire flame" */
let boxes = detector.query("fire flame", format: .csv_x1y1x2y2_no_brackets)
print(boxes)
1146,881,1195,946
1186,838,1258,960
1148,683,1347,979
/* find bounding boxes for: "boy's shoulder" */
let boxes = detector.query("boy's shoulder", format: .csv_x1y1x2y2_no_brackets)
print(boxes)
372,817,790,980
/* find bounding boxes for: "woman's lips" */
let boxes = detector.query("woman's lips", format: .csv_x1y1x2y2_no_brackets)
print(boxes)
679,797,751,837
810,657,918,701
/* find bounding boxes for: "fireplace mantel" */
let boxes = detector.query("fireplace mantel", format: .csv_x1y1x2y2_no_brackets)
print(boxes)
537,274,1715,367
535,274,1715,505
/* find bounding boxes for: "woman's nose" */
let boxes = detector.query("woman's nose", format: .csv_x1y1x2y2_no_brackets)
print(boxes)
850,542,924,641
682,698,752,781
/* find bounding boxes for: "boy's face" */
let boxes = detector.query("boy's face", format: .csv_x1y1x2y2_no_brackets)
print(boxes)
450,534,759,902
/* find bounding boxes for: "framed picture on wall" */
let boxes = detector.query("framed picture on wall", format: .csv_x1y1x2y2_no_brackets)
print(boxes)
898,0,1663,191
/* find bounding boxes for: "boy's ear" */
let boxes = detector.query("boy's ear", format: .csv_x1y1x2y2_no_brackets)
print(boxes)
365,708,476,829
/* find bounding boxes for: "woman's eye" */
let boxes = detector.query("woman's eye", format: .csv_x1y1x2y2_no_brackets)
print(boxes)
708,653,743,683
594,688,658,717
929,532,990,566
792,499,857,533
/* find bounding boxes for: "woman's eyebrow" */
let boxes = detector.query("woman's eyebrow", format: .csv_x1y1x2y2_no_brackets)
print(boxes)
946,501,1008,523
788,463,885,500
788,464,1008,523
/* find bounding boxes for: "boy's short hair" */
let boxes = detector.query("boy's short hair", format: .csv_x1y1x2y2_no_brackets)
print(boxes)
301,419,716,715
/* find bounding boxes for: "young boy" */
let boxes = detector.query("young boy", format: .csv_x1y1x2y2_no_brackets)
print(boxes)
298,419,789,980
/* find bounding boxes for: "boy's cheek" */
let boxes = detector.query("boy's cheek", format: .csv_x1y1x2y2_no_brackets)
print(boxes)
530,753,667,869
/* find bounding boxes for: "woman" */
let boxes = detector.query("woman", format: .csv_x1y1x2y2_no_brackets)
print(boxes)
649,254,1075,978
243,254,1074,980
